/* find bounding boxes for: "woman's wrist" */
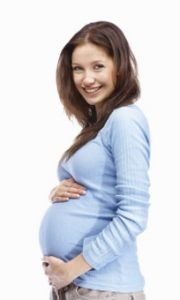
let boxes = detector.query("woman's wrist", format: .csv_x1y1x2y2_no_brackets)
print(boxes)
66,253,92,280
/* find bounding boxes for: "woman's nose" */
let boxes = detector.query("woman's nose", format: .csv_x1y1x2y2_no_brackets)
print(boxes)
82,72,95,85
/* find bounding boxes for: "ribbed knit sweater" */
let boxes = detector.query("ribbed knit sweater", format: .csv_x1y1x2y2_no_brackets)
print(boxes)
39,103,150,292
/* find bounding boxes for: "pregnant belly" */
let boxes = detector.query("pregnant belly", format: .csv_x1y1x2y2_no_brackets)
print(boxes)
39,200,111,261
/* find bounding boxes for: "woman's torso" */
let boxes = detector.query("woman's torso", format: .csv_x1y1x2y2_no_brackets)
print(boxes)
39,104,149,292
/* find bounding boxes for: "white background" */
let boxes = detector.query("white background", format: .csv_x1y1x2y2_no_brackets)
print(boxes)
0,1,180,299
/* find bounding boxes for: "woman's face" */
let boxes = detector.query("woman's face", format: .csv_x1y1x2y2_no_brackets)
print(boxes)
72,42,116,113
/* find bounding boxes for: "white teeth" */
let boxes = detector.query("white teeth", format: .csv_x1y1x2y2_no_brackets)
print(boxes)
84,87,100,93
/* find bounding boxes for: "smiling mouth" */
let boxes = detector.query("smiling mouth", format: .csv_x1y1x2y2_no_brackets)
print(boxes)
83,86,102,94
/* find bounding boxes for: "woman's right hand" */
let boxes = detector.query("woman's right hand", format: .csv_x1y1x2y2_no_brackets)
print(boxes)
49,178,86,203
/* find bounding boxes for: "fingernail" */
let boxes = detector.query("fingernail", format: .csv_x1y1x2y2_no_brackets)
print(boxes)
42,262,49,267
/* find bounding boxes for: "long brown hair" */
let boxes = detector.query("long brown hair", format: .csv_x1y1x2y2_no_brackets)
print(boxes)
56,21,140,160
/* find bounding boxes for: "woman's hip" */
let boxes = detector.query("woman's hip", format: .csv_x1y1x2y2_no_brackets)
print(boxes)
50,283,146,300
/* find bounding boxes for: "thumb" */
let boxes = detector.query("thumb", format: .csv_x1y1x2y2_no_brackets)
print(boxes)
42,256,50,267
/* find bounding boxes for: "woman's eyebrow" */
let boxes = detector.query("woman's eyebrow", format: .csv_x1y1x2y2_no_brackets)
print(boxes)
72,60,105,65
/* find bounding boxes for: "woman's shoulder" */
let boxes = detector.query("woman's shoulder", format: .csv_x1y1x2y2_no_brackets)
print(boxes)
102,103,150,140
107,103,148,126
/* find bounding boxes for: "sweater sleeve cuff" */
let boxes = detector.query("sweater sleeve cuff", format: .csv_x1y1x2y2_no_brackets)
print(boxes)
82,235,118,270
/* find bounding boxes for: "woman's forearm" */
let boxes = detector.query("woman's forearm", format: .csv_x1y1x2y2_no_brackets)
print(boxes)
66,253,92,279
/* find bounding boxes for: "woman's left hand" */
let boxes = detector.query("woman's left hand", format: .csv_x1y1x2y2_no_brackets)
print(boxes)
42,256,74,290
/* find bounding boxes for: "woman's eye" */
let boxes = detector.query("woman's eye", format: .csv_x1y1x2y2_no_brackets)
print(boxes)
94,64,104,70
72,66,82,72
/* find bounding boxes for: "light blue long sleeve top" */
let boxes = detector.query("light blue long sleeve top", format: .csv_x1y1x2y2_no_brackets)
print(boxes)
39,103,150,292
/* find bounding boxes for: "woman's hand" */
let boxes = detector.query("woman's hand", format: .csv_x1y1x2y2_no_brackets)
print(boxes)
49,178,86,203
42,254,91,290
42,256,73,290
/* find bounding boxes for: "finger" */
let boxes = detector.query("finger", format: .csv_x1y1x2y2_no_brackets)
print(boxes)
49,187,58,200
49,186,67,200
53,190,81,197
68,193,81,199
68,183,86,190
65,178,75,183
42,257,50,269
42,261,49,267
51,197,69,203
51,191,70,200
42,256,52,266
62,178,74,187
44,265,52,275
68,187,86,194
50,181,86,198
52,191,79,199
42,256,49,262
63,179,86,190
52,187,86,198
52,192,80,200
42,264,51,275
72,182,86,189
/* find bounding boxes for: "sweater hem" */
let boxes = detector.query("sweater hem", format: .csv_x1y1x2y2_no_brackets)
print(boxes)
73,279,144,293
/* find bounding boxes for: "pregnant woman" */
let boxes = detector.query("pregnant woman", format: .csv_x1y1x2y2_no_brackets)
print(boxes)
39,21,150,300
